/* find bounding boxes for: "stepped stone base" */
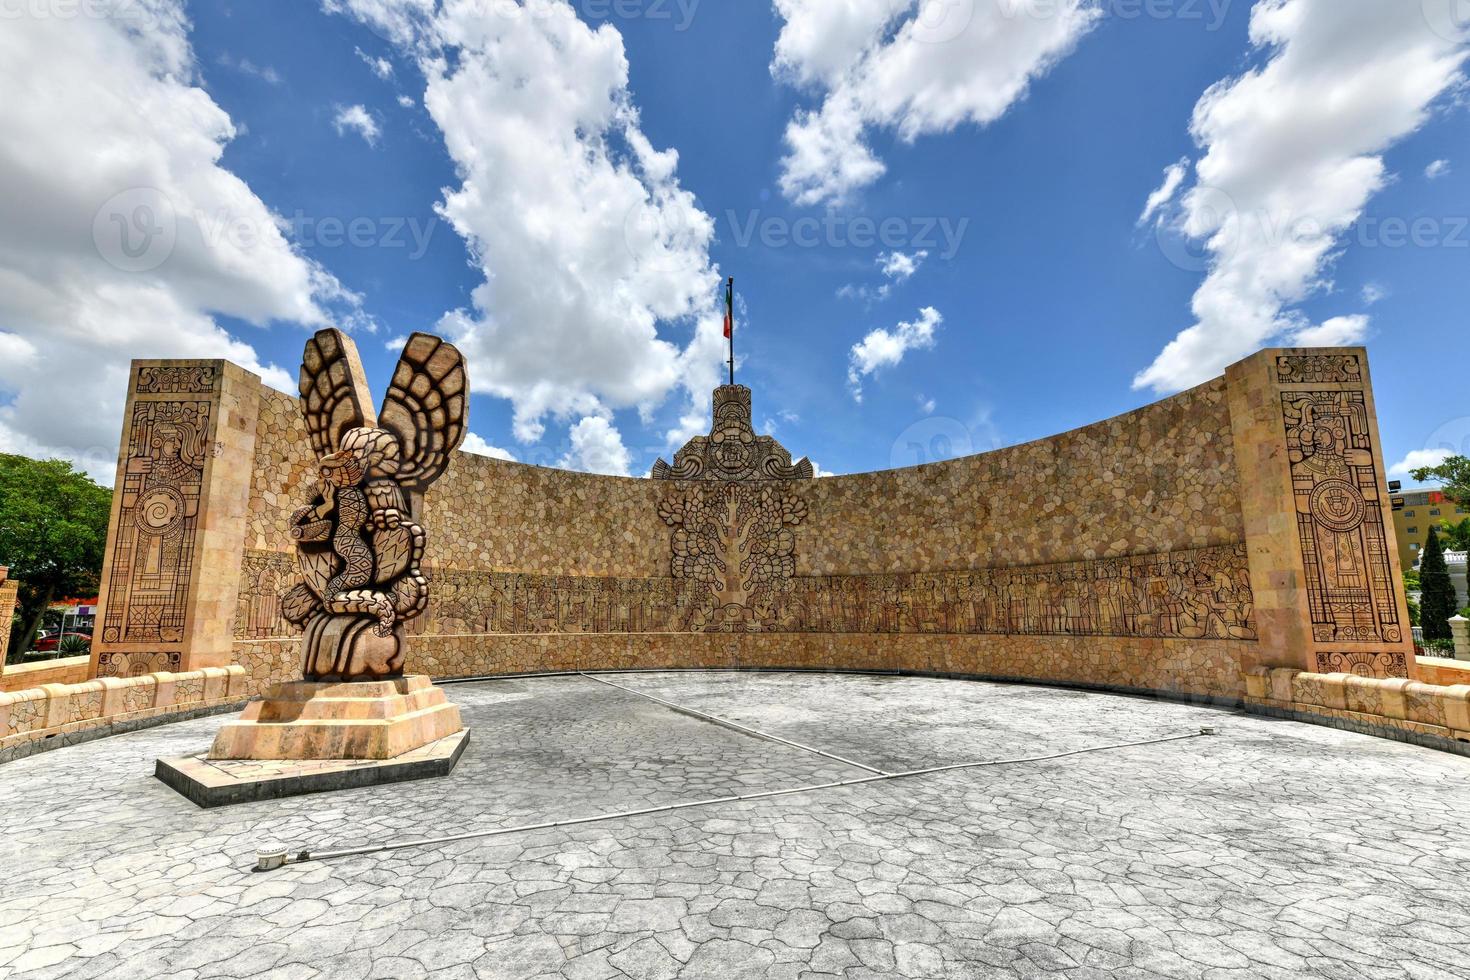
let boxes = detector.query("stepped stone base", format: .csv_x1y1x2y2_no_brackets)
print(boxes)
208,675,463,761
157,730,469,808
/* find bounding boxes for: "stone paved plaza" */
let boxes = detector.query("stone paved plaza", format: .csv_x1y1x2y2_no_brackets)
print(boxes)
2,671,1469,980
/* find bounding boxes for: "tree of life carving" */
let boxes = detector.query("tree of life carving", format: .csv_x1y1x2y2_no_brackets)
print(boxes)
280,329,467,681
659,484,807,632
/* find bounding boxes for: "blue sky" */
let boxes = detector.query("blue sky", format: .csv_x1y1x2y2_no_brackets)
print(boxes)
0,0,1466,484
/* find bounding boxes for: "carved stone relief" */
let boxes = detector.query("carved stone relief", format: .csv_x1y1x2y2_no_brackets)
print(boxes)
97,400,211,674
1276,354,1363,385
135,365,218,394
652,385,813,481
1313,651,1409,678
659,483,809,632
345,543,1257,641
1282,390,1404,654
280,330,467,681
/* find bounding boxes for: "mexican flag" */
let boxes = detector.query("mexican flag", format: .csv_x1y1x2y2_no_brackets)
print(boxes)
723,277,733,339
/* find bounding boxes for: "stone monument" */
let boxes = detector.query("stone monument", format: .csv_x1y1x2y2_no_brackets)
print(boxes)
0,568,18,666
157,330,470,805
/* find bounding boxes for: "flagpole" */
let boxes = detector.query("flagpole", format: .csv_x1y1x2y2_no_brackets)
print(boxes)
727,276,735,387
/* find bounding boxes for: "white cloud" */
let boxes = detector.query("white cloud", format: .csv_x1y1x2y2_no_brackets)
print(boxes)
1284,314,1369,347
1426,158,1452,179
840,249,928,304
848,306,942,401
323,0,437,47
325,0,726,453
1138,157,1190,226
810,459,835,478
773,0,1102,206
1135,0,1468,394
0,2,356,483
355,46,395,79
1361,282,1388,305
460,432,516,461
916,393,936,414
559,416,632,476
879,249,926,282
333,104,382,145
1391,448,1453,478
397,94,416,108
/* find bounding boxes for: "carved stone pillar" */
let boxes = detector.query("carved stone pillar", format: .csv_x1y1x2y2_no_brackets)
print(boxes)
91,361,262,677
1226,348,1416,679
0,568,19,666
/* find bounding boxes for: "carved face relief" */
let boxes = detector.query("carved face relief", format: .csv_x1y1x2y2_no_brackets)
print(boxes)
710,413,755,475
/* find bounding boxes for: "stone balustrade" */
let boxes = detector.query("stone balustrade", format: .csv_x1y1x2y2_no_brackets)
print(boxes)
1452,615,1469,661
0,666,248,762
0,655,93,693
1244,666,1470,752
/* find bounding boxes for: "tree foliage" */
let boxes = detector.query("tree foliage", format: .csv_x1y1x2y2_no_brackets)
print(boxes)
1411,454,1470,506
1437,516,1470,554
1418,526,1458,644
0,454,112,660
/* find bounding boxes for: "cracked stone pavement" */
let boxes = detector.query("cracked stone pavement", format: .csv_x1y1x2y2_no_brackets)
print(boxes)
1,671,1468,979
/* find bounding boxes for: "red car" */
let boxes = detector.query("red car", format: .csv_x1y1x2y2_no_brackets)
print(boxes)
32,631,91,653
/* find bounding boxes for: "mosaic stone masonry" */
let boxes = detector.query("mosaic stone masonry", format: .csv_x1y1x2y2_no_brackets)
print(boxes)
93,347,1417,712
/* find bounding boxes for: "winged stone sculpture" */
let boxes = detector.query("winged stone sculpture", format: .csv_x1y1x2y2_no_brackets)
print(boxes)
280,329,467,681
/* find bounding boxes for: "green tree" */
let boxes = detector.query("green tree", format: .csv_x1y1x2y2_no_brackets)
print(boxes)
1411,455,1470,505
1437,516,1470,553
1419,526,1458,644
0,455,112,662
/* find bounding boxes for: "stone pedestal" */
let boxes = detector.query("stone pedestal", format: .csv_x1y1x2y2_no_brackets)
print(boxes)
1452,616,1469,662
157,675,468,807
208,676,462,761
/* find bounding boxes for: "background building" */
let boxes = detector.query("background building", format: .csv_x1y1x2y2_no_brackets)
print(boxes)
1391,489,1469,570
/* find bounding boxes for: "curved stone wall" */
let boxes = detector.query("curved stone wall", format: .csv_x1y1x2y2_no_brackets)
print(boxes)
68,345,1416,707
231,367,1271,702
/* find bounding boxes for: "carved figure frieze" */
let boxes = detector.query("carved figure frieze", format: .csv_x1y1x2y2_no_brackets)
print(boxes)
1276,354,1362,386
280,329,467,681
652,385,812,481
235,551,300,640
392,543,1256,641
1282,391,1402,646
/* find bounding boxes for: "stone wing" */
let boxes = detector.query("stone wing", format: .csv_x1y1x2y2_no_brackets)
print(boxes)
379,333,468,491
299,329,377,458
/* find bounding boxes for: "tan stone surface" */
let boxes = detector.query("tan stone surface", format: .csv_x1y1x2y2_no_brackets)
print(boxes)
0,665,245,752
208,675,462,760
1245,665,1470,746
58,345,1432,765
91,361,262,677
0,654,91,693
0,567,18,666
1228,349,1414,678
